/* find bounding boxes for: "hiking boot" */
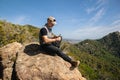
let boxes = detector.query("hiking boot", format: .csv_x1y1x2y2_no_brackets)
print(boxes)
71,60,80,67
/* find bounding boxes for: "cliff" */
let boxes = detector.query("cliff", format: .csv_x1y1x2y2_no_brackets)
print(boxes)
0,42,86,80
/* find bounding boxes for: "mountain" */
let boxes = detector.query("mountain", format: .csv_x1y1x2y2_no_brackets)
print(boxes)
74,31,120,80
98,31,120,57
75,31,120,58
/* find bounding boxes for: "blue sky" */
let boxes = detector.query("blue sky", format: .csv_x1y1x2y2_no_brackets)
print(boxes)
0,0,120,40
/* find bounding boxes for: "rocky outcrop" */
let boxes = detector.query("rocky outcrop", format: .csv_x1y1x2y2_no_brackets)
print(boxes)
0,42,22,80
0,42,86,80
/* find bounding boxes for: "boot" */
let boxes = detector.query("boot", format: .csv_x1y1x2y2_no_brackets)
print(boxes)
71,60,80,67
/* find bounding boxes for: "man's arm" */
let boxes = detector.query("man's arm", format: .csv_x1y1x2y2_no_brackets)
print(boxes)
40,28,61,44
42,35,61,44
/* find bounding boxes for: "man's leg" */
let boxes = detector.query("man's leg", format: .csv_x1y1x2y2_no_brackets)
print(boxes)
42,44,72,63
42,44,80,67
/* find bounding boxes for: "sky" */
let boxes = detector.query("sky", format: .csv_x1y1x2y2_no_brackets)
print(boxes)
0,0,120,40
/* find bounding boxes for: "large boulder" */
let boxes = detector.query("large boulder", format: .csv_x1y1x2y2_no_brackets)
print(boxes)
16,43,86,80
0,42,86,80
0,42,22,80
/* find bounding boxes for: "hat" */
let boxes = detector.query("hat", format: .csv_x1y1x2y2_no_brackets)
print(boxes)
47,16,57,25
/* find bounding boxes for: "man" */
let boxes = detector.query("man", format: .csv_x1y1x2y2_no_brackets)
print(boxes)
39,16,80,68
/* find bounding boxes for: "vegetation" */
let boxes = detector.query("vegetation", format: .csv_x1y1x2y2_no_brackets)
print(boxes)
0,20,40,47
0,20,120,80
98,31,120,57
75,40,120,80
68,32,120,80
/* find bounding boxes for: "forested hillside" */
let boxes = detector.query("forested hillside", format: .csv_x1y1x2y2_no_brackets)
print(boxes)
74,31,120,80
61,31,120,80
0,20,40,47
98,31,120,57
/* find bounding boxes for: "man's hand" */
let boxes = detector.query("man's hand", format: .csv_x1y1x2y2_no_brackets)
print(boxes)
56,36,61,41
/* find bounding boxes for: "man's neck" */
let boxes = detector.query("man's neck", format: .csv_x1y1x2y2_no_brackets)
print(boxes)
45,24,52,32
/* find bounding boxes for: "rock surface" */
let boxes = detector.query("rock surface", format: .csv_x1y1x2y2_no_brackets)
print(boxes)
0,42,86,80
0,42,22,80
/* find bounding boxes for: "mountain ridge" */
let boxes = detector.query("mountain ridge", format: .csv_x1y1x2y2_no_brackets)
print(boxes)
98,31,120,57
74,31,120,79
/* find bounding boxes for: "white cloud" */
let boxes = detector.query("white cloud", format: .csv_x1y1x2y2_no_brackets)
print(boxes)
86,8,95,14
85,0,107,26
71,26,103,39
70,17,120,40
89,8,105,24
70,22,120,40
11,15,30,25
96,0,106,6
86,0,106,14
111,19,120,26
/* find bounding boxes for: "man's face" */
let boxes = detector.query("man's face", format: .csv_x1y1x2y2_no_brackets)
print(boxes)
48,20,55,27
47,18,56,27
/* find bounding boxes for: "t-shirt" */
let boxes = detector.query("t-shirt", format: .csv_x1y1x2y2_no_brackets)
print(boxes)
39,27,52,44
40,28,47,36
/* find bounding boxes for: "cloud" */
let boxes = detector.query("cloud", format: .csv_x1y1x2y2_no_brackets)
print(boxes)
111,19,120,26
96,0,106,6
85,0,107,26
89,8,105,24
11,15,29,24
86,0,106,14
86,8,95,14
71,25,120,40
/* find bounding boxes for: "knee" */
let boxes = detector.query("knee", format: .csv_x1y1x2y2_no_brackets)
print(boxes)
56,49,64,56
56,49,62,53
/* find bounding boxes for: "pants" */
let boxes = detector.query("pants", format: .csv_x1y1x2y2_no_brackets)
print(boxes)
41,44,72,63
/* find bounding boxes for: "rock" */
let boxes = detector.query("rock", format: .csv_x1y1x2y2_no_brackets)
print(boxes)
0,42,86,80
0,42,22,80
16,43,86,80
